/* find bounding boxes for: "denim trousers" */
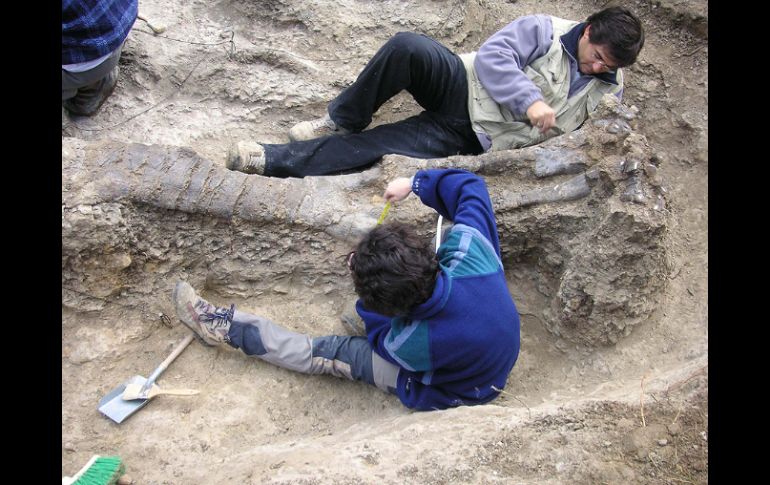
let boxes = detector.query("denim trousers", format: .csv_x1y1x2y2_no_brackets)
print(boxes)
262,32,482,178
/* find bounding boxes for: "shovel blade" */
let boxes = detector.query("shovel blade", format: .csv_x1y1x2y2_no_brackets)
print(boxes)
98,375,150,424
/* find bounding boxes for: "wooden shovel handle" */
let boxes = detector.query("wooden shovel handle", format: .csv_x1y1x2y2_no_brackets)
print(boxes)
158,334,195,370
153,388,200,396
145,333,195,386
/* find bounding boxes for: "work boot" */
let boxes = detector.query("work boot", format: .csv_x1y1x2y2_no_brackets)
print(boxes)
288,113,350,142
172,281,234,346
226,141,266,175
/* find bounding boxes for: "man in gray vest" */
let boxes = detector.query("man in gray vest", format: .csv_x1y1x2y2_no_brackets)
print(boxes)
226,6,644,178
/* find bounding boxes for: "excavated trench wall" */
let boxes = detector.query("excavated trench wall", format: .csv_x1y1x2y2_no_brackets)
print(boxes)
63,97,668,347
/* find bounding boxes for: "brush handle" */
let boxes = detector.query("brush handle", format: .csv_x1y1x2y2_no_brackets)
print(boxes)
144,334,195,388
62,455,99,485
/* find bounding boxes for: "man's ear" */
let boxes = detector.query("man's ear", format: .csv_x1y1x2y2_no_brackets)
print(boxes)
584,24,591,39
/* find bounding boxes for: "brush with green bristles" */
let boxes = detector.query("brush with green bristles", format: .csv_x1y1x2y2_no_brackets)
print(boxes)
62,455,126,485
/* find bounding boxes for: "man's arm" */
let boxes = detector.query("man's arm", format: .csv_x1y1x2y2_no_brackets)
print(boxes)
385,169,500,256
474,14,556,133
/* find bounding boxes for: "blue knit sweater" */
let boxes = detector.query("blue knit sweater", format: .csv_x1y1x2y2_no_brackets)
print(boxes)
357,169,520,410
62,0,138,64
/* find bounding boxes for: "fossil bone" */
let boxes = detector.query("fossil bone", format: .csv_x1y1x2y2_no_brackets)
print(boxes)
62,95,668,346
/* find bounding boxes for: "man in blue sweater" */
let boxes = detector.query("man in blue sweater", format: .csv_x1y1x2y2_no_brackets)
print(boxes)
62,0,138,116
173,169,520,410
225,6,643,177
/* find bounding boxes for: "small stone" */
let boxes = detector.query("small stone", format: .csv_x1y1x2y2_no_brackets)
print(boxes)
667,423,681,436
117,475,134,485
64,442,76,452
657,439,668,446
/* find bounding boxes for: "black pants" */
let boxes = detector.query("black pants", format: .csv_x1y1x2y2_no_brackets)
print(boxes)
263,32,483,178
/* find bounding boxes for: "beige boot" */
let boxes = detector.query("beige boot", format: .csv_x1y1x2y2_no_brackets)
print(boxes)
226,141,266,175
172,281,233,346
288,113,350,142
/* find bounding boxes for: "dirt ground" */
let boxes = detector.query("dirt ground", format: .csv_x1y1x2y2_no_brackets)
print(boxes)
62,0,708,483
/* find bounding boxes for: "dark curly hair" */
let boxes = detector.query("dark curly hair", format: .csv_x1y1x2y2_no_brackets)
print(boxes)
586,6,645,67
349,222,439,316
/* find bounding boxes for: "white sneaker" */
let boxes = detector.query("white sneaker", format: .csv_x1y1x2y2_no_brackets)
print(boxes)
288,113,350,142
226,141,265,175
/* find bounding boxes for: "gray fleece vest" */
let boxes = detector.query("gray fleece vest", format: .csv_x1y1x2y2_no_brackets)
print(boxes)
461,16,623,151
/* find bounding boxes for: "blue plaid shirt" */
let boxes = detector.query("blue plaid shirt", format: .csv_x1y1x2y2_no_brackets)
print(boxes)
62,0,138,64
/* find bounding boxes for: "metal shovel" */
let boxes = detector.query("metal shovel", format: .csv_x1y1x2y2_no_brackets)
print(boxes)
98,333,194,424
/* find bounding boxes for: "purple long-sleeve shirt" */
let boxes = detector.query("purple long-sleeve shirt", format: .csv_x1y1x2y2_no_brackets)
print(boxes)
474,15,553,118
472,15,621,151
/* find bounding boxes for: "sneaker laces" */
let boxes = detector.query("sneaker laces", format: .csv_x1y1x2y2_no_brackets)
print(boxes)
199,303,235,328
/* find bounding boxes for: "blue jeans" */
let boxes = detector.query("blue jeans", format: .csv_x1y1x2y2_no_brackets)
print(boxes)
262,32,482,178
226,309,399,394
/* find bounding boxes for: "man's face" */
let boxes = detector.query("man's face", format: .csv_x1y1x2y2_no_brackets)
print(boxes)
577,25,619,75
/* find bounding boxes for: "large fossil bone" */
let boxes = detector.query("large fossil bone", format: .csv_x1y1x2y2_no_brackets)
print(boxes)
62,95,668,346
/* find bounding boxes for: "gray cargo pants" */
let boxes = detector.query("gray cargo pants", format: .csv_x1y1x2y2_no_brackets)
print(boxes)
226,309,400,394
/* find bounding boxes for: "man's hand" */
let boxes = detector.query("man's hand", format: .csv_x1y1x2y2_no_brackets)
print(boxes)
384,177,413,202
526,100,557,133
